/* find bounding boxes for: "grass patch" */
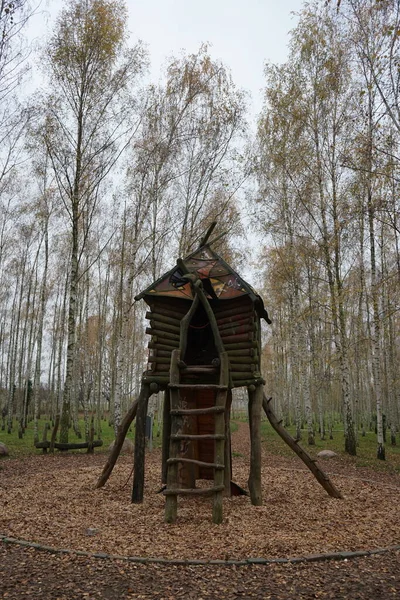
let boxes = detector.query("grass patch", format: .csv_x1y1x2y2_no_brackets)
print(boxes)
0,415,165,458
260,419,400,473
2,414,400,476
232,451,244,458
230,421,239,433
0,417,118,458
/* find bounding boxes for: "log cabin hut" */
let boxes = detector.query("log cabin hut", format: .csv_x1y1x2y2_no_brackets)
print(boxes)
133,237,272,523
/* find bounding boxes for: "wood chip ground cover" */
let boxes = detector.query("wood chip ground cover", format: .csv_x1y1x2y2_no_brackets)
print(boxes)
1,423,399,562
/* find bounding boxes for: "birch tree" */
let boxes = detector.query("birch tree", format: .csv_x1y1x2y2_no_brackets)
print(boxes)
41,0,147,443
257,4,358,453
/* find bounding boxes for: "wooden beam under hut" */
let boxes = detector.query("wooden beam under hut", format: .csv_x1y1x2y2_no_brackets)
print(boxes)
232,378,265,388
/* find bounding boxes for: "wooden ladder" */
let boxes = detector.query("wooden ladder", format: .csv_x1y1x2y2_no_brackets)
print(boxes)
164,348,229,524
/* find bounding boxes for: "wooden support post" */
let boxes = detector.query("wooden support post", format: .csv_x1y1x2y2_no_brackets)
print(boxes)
132,384,151,503
161,389,171,484
224,390,232,497
248,384,263,506
165,349,181,523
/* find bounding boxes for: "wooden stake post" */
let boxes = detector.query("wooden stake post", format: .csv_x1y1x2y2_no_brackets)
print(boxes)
248,384,263,505
132,385,151,503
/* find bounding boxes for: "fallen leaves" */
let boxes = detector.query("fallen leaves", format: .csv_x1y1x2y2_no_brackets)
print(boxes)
0,422,399,563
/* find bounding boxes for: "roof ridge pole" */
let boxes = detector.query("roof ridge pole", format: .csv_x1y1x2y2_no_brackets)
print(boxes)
204,230,228,248
199,221,217,247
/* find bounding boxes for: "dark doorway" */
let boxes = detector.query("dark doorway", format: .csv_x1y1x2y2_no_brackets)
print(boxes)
184,303,218,365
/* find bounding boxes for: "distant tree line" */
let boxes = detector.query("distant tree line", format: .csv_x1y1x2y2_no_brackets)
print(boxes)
256,0,400,459
0,0,246,443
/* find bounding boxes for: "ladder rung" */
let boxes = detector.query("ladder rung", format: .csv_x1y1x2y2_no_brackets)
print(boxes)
163,485,225,496
170,406,225,416
168,384,228,390
170,433,225,441
167,457,224,469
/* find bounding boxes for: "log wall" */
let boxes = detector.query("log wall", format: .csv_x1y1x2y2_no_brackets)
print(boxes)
143,295,261,388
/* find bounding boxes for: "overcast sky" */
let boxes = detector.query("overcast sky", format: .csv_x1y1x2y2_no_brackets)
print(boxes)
30,0,304,118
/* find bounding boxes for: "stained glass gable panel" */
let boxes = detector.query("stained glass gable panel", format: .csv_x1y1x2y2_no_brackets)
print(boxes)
137,245,255,301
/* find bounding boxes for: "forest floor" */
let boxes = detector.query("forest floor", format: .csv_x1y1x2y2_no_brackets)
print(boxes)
1,422,400,599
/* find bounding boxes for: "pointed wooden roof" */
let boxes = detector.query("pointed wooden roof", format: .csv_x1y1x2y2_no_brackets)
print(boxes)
135,246,271,325
135,245,257,302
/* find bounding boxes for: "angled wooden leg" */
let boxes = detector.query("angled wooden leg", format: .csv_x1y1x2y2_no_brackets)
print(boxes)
96,386,143,489
262,394,342,499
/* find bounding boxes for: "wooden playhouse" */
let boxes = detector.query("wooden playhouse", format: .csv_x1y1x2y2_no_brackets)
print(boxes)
97,227,342,523
133,230,272,523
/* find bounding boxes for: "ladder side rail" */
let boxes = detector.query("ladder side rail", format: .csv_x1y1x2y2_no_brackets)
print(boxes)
213,351,229,523
165,349,181,523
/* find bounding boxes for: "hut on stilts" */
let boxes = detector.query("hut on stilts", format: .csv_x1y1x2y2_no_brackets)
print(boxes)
97,224,342,523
